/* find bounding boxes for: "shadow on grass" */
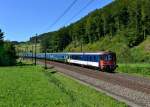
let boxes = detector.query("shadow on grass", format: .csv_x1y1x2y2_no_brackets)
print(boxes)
16,62,34,66
0,62,34,67
44,68,57,74
50,70,57,74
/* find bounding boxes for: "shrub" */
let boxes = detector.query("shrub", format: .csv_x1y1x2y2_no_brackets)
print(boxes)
0,42,17,66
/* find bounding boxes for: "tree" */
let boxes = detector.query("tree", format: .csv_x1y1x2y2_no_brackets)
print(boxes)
0,29,4,45
141,0,150,38
0,29,17,66
86,16,98,43
3,42,17,65
35,0,150,54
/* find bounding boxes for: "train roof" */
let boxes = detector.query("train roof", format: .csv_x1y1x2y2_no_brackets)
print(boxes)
37,51,115,55
67,51,115,55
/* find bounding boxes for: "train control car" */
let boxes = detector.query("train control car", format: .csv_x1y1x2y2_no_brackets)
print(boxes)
67,52,117,72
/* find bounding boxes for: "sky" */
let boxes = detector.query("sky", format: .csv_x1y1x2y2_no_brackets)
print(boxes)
0,0,113,42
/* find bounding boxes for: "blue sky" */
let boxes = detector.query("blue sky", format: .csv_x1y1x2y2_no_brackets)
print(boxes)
0,0,113,42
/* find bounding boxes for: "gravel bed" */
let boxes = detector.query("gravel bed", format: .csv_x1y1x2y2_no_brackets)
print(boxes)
44,61,150,94
115,73,150,87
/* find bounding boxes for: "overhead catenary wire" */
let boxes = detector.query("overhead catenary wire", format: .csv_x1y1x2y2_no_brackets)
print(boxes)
38,0,95,34
48,0,78,29
65,0,95,25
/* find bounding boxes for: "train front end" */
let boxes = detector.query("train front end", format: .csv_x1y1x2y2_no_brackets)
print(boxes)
100,52,117,72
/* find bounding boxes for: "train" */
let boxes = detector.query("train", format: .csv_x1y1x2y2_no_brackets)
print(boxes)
23,51,117,72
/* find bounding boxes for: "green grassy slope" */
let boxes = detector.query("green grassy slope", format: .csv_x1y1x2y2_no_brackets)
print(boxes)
117,63,150,78
130,37,150,63
0,66,127,107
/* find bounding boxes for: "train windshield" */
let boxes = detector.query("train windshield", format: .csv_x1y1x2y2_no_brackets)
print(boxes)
103,54,114,61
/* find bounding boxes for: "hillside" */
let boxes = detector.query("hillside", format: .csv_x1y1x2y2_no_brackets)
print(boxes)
26,0,150,63
65,35,150,63
16,43,41,53
131,37,150,62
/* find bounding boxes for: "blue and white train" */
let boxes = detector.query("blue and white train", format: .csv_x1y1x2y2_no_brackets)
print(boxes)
23,51,117,72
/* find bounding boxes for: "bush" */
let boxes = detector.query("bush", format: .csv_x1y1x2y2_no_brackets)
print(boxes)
0,42,17,66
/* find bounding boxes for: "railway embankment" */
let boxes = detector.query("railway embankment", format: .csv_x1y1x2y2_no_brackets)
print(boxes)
38,60,150,107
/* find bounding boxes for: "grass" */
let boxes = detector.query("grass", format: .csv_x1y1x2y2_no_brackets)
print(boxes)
117,63,150,78
0,65,127,107
130,37,150,63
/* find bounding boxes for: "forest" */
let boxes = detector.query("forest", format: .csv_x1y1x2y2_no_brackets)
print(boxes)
0,29,17,66
29,0,150,63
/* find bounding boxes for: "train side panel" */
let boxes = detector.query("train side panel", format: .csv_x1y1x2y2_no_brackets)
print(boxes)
67,54,100,67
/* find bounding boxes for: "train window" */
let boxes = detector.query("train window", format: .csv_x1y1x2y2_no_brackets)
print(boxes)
107,54,113,61
89,56,92,61
78,55,80,60
93,56,97,62
87,55,90,61
86,55,89,61
80,55,84,61
84,55,87,61
88,56,90,61
73,55,76,59
76,55,78,60
79,55,82,60
96,56,99,62
90,56,92,61
71,55,73,59
82,55,84,61
104,55,108,61
85,55,88,61
91,56,94,62
75,55,78,60
72,55,80,60
86,55,88,61
87,55,96,62
74,55,77,59
102,54,113,61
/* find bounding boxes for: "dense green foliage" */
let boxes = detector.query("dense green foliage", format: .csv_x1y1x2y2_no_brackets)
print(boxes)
0,29,4,45
29,0,150,63
0,29,17,66
0,65,127,107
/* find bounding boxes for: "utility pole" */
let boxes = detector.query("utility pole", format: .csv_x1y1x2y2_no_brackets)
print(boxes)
81,38,83,52
23,48,25,60
32,45,34,63
44,48,47,69
25,46,28,57
34,34,37,66
80,27,84,52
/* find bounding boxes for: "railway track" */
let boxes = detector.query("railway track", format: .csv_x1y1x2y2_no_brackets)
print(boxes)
37,60,150,107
